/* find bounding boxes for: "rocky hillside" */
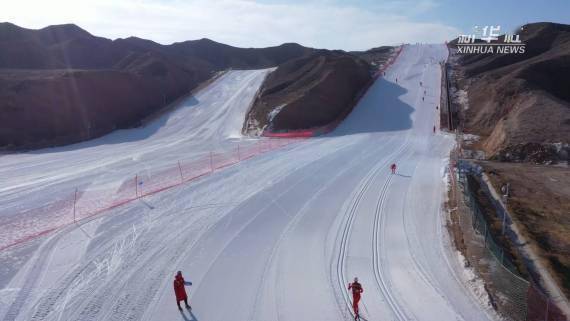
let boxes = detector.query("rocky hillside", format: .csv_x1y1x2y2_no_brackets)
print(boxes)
450,22,570,163
244,47,394,135
350,46,393,66
0,22,313,149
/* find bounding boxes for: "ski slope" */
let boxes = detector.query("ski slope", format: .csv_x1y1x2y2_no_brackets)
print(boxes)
0,44,496,321
0,70,270,217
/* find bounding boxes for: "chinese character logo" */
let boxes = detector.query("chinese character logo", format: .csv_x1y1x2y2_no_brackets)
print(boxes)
455,25,526,55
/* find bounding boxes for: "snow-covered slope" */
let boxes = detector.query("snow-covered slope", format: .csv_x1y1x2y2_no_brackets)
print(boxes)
0,45,496,321
0,70,270,237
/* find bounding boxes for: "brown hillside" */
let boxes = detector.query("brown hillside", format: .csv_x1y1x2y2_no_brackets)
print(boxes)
0,22,313,149
452,22,570,160
244,50,373,133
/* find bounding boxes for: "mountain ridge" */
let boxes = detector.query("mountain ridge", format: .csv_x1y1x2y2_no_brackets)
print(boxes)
0,22,316,149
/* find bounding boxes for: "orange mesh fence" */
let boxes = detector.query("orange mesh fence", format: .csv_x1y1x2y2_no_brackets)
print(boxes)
0,138,304,252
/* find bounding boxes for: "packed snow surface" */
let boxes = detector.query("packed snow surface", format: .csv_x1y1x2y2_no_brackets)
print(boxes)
0,44,495,321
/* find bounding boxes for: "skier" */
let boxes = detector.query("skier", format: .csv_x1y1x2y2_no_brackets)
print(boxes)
390,163,397,174
422,96,425,101
348,277,364,320
433,125,436,133
420,81,423,86
174,271,192,311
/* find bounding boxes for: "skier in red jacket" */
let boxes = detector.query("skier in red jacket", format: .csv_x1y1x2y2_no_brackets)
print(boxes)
348,277,364,319
174,271,192,310
390,163,397,174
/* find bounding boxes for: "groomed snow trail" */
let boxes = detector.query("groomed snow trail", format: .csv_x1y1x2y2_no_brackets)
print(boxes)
0,44,496,321
0,70,271,217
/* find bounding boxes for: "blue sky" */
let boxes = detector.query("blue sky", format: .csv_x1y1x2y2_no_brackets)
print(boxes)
2,0,569,50
257,0,570,34
401,0,570,33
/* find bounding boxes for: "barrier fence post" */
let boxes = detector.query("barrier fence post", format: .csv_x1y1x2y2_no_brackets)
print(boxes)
135,175,138,199
73,188,78,223
178,161,184,183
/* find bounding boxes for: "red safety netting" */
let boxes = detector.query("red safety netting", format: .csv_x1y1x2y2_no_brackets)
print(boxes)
0,138,304,252
0,46,406,251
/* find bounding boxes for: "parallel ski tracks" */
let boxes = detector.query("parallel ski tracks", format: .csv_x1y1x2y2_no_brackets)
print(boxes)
372,162,410,321
333,135,412,321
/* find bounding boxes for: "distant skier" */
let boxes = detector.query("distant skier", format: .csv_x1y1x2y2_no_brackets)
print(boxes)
422,96,425,101
390,163,397,174
433,125,436,133
348,277,364,320
174,271,192,311
395,77,398,83
436,105,439,110
420,81,423,86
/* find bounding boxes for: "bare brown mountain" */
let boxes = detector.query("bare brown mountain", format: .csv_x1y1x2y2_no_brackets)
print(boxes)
0,23,127,69
450,22,570,162
167,39,313,71
244,47,394,135
0,22,313,149
350,46,393,66
449,24,570,308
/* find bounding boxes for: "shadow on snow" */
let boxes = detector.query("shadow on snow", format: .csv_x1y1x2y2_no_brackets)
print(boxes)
26,95,200,155
329,78,415,137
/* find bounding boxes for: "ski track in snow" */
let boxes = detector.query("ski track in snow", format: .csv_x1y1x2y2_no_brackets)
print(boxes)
0,44,497,321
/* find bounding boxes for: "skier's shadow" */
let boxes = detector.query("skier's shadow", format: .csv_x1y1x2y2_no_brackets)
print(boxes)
396,173,412,178
179,310,198,321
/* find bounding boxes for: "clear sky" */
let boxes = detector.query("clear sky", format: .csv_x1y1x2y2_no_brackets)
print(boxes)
2,0,569,51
